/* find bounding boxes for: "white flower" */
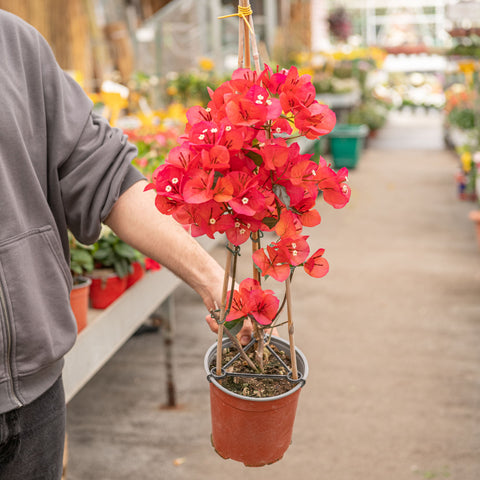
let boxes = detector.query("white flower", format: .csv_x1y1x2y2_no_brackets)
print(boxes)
225,126,232,131
198,134,205,140
209,218,216,224
171,177,179,184
242,197,249,204
165,185,172,192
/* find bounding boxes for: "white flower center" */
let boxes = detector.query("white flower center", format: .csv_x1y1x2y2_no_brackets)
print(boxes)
257,94,264,100
205,107,211,112
165,185,172,192
209,218,216,224
276,127,282,133
211,128,218,133
266,99,272,105
239,228,246,234
312,170,317,176
241,197,249,205
291,243,297,248
198,134,205,140
342,184,349,193
202,128,208,133
225,126,232,131
235,222,241,228
171,177,179,184
292,250,298,256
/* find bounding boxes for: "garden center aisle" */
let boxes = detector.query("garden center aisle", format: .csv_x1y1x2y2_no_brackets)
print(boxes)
66,110,480,480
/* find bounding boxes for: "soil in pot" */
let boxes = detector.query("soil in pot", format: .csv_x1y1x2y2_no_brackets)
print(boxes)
215,342,295,398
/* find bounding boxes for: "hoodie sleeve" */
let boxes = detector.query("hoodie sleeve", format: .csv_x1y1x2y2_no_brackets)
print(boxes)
39,32,143,245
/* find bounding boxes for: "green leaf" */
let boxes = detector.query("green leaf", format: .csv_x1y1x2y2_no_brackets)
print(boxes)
114,242,136,259
224,318,244,337
262,216,278,229
245,150,263,167
273,184,291,208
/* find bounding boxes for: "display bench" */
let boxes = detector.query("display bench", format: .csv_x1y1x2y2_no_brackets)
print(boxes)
63,236,219,402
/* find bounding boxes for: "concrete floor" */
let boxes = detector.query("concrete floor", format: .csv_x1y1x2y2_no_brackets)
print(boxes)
66,110,480,480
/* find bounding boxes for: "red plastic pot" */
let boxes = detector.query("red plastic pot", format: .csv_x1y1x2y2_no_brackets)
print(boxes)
204,336,308,467
126,261,145,288
88,270,127,309
69,276,91,333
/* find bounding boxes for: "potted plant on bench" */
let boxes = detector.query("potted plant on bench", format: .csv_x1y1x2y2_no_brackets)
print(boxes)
87,229,141,309
69,232,94,332
147,1,351,466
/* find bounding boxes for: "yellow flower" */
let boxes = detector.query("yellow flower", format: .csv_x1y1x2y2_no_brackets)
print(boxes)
461,151,473,172
166,85,178,97
198,57,215,72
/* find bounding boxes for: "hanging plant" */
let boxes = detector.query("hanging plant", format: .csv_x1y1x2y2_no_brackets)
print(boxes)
146,0,351,466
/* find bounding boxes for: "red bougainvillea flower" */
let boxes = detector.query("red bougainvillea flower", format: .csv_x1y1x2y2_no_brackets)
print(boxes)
252,245,291,282
227,172,266,217
224,215,261,246
200,145,231,171
279,66,316,113
295,102,337,140
226,278,279,326
189,201,232,239
304,248,329,278
183,169,215,204
274,235,310,266
317,161,351,209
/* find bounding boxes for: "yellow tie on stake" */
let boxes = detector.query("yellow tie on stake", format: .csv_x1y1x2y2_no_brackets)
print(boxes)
218,4,254,36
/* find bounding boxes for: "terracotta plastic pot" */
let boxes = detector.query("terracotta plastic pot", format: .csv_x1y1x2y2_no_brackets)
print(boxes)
70,276,91,333
88,270,127,309
126,261,145,288
204,336,308,467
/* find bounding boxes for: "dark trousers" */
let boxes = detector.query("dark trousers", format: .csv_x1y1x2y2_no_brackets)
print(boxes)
0,376,65,480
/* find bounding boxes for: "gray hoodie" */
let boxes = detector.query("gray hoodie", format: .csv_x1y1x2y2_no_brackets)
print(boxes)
0,10,143,413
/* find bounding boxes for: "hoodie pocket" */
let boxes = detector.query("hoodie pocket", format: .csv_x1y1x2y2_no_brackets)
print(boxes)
0,226,76,376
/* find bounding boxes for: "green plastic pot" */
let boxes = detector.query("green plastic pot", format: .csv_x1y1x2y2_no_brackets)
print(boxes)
328,124,369,169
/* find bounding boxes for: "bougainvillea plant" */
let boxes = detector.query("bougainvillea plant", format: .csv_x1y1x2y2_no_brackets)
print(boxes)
147,63,350,376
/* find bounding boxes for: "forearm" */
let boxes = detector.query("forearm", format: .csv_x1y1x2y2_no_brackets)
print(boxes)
104,180,224,312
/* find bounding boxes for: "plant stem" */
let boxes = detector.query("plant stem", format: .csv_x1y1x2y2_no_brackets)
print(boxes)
285,275,298,380
222,324,258,372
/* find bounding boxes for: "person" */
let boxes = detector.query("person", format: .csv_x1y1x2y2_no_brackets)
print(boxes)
0,9,252,479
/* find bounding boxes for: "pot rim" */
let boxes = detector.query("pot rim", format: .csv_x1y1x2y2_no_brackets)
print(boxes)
204,336,308,402
71,275,92,290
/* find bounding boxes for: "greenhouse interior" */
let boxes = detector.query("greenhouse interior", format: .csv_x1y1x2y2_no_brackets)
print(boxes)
1,0,480,479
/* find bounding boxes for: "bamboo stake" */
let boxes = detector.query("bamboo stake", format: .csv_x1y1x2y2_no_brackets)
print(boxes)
251,232,264,369
285,276,298,380
240,0,251,69
216,243,233,375
247,9,261,72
